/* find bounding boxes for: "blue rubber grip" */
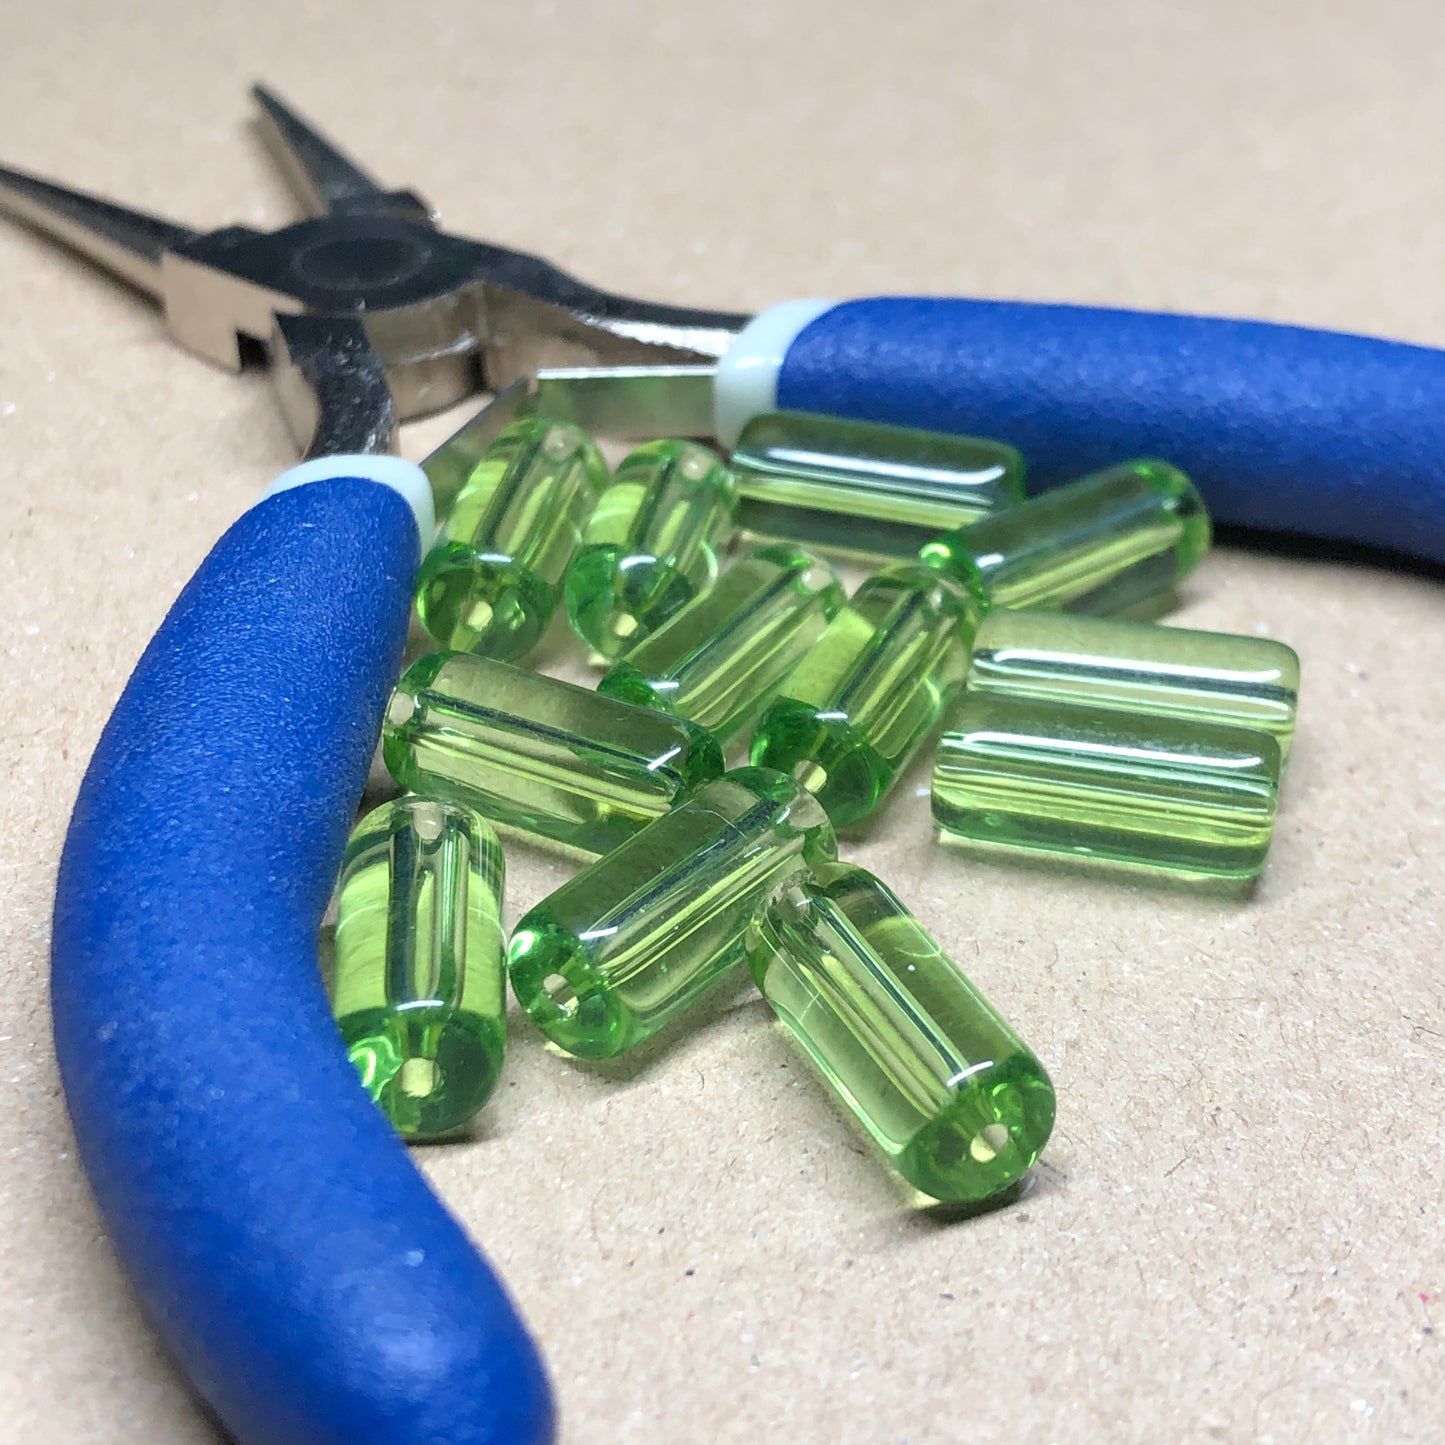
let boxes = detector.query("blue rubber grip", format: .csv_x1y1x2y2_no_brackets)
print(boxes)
777,296,1445,563
50,479,553,1445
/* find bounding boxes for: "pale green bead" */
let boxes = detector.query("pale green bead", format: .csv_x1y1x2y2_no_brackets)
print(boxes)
508,768,836,1059
416,416,608,661
732,410,1025,563
564,439,737,661
933,692,1281,879
965,609,1301,764
747,862,1055,1204
330,796,506,1139
921,459,1210,614
597,543,844,742
383,652,723,856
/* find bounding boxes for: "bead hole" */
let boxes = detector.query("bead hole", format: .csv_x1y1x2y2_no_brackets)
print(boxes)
969,1122,1011,1163
387,691,416,727
792,758,828,793
540,973,579,1017
399,1057,440,1098
411,803,443,842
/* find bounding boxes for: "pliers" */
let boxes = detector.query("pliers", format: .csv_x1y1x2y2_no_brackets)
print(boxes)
5,85,1443,1445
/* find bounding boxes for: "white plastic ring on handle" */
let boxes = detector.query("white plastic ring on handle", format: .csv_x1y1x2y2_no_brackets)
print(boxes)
712,299,834,448
260,455,436,540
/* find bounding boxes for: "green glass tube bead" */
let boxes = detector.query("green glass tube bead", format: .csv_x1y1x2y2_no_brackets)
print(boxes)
596,543,845,743
932,693,1281,879
382,651,723,856
563,438,738,661
732,410,1026,563
749,562,986,827
966,609,1301,765
508,767,836,1059
330,796,507,1140
919,459,1210,615
747,862,1056,1205
415,416,608,661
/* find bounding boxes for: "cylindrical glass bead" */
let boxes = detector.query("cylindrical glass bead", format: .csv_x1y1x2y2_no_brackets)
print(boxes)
747,862,1056,1204
415,416,608,661
564,439,737,661
966,609,1301,763
919,460,1210,614
383,651,723,856
330,796,507,1139
932,692,1281,879
732,410,1025,563
597,543,844,742
749,562,986,827
508,768,836,1059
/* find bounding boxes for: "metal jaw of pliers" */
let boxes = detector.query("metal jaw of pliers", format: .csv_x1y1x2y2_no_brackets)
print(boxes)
0,83,745,464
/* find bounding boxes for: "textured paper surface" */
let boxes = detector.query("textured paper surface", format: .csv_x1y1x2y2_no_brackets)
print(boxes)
1,2,1442,1441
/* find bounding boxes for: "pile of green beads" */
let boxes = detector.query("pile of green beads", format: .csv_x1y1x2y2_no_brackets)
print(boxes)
751,458,1211,827
318,403,1299,1201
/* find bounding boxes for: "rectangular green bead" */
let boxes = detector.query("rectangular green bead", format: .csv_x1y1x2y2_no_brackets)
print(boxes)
920,459,1211,614
508,768,836,1058
732,410,1025,563
966,609,1301,763
415,416,609,662
749,562,985,827
747,862,1055,1205
564,439,737,662
382,651,723,856
330,796,507,1140
932,692,1281,879
597,542,844,742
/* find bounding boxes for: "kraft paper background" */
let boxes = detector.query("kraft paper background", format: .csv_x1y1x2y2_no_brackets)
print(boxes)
0,3,1440,1441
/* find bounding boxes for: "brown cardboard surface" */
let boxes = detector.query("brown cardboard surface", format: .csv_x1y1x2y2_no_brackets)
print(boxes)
1,2,1442,1441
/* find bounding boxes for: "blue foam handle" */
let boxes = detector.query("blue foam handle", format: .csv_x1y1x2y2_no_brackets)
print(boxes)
50,478,554,1445
777,296,1445,564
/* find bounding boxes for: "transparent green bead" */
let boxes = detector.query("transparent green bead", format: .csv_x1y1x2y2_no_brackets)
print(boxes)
732,410,1025,563
330,796,506,1140
747,863,1056,1204
563,439,737,661
966,609,1301,764
415,416,608,661
382,651,723,856
920,459,1210,614
749,562,986,827
932,692,1281,879
597,543,844,743
508,767,836,1059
